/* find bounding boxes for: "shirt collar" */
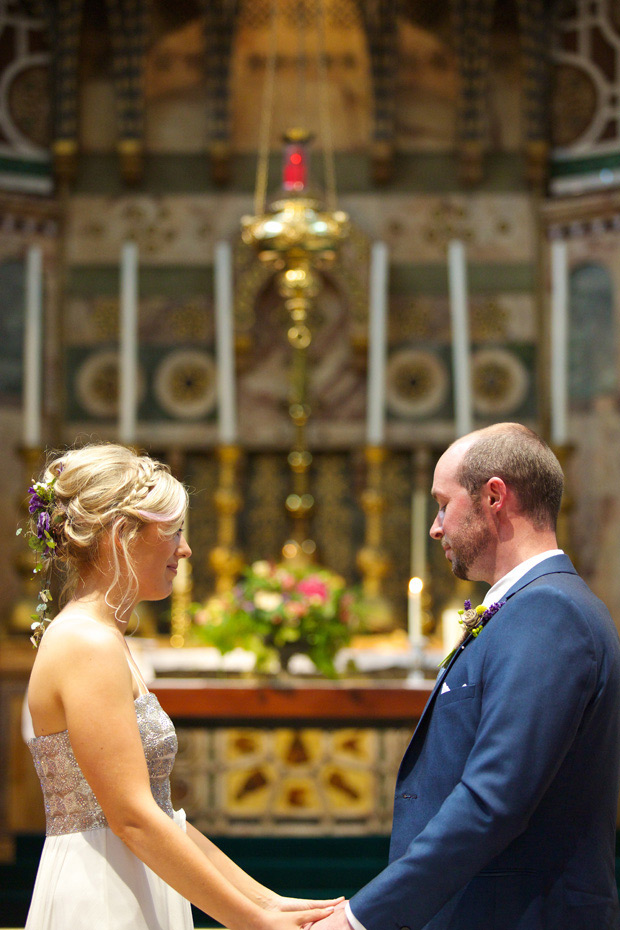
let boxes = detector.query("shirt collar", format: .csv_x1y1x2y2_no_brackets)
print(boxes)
482,549,564,608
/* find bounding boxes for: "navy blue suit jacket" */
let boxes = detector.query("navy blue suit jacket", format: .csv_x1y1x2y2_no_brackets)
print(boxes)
351,555,620,930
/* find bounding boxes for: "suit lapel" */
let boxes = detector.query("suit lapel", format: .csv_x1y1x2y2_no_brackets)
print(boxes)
407,555,577,746
501,552,577,601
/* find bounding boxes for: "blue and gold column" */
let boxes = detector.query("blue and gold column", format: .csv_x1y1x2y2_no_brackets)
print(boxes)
516,0,551,189
450,0,496,185
358,0,399,184
200,0,239,185
105,0,148,184
51,0,84,183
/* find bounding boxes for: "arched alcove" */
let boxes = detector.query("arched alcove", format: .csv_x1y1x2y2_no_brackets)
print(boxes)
569,261,616,408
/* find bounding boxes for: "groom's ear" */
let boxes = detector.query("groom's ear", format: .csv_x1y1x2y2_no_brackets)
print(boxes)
485,477,507,512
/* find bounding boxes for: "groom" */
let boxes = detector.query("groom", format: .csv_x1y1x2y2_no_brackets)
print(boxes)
314,423,620,930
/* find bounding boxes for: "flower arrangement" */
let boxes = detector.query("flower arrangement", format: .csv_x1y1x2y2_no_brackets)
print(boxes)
192,560,364,678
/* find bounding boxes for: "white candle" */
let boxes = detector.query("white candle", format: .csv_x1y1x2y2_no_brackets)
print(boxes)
408,577,424,644
23,245,43,447
214,240,237,445
550,238,569,446
441,606,463,653
448,240,473,438
366,241,389,446
119,241,139,445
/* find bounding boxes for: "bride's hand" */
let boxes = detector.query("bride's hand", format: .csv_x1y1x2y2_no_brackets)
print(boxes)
267,894,345,913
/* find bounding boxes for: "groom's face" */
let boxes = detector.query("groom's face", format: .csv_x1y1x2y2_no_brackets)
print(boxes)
430,444,490,582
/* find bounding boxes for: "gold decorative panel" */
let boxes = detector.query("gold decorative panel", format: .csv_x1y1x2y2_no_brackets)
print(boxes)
171,725,412,836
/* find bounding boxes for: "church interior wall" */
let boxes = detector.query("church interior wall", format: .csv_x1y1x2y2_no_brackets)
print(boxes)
1,0,620,639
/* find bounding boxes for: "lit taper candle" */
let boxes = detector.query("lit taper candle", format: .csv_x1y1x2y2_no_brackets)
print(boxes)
119,241,139,445
214,240,237,444
550,238,569,446
448,239,473,437
367,241,389,446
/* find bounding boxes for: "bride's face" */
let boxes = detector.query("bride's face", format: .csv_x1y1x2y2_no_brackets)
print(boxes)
131,522,191,602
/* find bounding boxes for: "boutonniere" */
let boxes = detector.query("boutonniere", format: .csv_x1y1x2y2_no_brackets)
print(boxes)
438,599,505,670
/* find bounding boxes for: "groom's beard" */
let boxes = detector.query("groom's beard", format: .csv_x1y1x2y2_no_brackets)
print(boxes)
447,506,487,581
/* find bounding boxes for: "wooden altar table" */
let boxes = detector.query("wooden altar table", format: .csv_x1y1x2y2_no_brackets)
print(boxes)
151,678,433,725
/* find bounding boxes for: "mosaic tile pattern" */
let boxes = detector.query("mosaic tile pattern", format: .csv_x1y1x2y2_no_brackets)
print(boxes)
171,725,412,836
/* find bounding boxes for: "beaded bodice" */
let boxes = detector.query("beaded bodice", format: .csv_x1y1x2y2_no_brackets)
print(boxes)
29,693,177,836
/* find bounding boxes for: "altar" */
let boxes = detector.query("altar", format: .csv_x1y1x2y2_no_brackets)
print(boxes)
153,675,430,838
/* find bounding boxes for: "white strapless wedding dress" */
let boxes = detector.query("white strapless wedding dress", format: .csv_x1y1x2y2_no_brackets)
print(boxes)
26,692,194,930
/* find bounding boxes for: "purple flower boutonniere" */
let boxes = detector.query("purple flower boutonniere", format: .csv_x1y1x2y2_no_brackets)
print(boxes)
438,598,505,670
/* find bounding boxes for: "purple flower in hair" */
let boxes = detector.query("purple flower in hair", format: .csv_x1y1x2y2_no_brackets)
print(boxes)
28,488,46,514
18,474,59,647
36,510,50,538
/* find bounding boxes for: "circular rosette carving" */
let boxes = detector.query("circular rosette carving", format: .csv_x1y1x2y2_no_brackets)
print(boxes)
386,349,449,418
153,349,216,420
551,63,597,147
75,349,146,418
472,348,529,416
7,57,51,149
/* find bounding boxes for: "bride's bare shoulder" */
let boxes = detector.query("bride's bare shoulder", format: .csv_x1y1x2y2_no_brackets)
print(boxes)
28,613,130,733
33,613,125,678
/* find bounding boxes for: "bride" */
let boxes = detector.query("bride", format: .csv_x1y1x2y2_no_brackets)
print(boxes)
24,443,341,930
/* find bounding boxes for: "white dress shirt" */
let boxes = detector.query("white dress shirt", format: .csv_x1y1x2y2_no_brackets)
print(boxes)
482,549,564,608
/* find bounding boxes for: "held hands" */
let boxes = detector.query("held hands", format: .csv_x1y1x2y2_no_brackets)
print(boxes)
302,901,351,929
261,893,347,930
274,895,345,912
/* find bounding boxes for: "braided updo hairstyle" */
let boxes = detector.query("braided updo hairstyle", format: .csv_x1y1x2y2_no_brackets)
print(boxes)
38,443,188,613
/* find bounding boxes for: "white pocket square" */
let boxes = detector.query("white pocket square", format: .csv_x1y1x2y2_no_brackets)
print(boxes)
441,682,451,694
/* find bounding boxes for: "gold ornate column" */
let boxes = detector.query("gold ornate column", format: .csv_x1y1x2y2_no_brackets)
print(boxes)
209,445,245,594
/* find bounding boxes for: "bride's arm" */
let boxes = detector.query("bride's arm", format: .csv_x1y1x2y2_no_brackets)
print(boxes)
185,822,343,912
48,625,334,930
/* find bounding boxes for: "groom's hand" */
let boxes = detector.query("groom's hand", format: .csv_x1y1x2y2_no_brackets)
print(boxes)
305,901,351,929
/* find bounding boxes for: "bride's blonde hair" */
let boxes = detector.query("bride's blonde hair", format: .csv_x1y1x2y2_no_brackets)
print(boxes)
39,443,188,614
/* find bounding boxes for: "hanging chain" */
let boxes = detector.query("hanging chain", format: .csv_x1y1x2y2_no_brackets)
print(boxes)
295,0,310,131
254,0,279,216
317,0,337,211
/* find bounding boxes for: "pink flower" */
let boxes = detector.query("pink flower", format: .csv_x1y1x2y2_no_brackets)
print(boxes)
285,600,308,620
193,609,208,626
275,569,296,592
297,577,328,603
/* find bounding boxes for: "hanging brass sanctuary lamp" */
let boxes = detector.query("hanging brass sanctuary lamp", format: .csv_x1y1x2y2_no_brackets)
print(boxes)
241,128,349,564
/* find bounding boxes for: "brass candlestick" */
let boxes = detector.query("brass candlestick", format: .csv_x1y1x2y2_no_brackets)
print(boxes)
356,445,391,599
170,556,193,648
209,445,244,593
